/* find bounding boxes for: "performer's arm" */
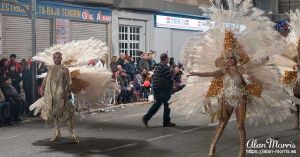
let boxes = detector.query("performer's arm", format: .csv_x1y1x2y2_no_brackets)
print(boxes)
188,69,224,77
40,75,47,96
62,68,70,99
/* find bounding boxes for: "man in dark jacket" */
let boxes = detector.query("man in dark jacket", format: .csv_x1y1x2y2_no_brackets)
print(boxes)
138,53,150,72
142,53,175,127
0,89,12,126
1,77,23,122
124,56,136,81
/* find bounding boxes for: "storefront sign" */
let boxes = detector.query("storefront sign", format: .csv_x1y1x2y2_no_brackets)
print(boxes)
0,0,112,23
56,19,69,44
155,15,211,31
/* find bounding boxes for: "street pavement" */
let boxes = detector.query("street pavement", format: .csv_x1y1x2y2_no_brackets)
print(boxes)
0,103,299,157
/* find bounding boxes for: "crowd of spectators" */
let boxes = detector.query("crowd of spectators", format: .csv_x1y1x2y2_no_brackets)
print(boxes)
0,51,185,126
110,51,185,104
0,54,33,127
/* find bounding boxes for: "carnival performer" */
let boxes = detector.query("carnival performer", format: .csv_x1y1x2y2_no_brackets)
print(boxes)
30,38,115,143
273,9,300,129
170,1,300,157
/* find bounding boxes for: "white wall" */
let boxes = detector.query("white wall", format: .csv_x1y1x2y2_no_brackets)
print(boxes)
153,28,171,62
171,29,195,63
111,10,196,63
154,27,195,63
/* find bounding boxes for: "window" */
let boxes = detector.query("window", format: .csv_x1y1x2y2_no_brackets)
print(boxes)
119,25,140,62
279,0,300,14
253,0,270,11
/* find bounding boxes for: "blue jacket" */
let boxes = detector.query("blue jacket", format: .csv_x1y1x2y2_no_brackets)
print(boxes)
124,62,136,74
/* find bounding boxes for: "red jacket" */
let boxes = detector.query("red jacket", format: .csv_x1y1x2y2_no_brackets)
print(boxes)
9,60,22,73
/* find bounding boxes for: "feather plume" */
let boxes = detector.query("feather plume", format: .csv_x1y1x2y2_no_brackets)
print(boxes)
33,38,108,66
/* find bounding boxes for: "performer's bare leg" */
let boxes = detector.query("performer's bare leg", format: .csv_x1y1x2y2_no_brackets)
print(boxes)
50,118,61,141
235,99,247,157
67,119,79,143
208,99,233,157
295,104,300,129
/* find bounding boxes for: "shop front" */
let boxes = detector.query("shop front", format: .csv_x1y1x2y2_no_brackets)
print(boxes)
0,0,112,59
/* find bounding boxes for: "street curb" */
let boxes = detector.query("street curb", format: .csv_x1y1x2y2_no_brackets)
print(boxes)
82,101,153,114
19,102,153,123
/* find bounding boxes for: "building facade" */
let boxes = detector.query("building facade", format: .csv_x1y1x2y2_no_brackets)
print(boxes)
254,0,300,21
0,0,112,59
0,0,210,63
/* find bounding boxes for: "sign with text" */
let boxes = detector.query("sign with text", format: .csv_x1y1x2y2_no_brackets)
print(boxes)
56,19,69,44
0,0,112,23
155,15,210,31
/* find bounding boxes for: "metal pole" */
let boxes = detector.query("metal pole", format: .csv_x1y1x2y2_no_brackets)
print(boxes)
30,0,37,102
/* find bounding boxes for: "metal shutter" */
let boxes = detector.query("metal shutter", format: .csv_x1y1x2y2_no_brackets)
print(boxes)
2,16,31,59
36,18,52,54
2,16,51,59
69,21,107,43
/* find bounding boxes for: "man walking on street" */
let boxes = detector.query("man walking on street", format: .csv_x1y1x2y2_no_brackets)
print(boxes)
142,53,176,127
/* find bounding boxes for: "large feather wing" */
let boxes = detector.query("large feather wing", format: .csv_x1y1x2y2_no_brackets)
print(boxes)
170,30,220,116
33,38,108,66
170,76,212,116
201,0,285,61
287,9,300,49
69,66,115,112
243,57,298,124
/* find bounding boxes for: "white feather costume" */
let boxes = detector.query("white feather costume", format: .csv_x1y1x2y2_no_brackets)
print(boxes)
29,38,115,119
272,9,300,97
170,0,299,124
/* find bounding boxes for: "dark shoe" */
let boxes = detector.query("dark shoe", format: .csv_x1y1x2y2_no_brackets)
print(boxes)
142,116,148,127
163,122,176,127
7,122,13,126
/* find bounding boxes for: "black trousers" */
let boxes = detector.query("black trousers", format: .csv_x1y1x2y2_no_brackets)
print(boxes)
9,99,21,121
144,90,171,124
0,102,11,123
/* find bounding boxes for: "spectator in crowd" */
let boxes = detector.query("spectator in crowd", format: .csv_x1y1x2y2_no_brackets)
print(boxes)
1,77,23,122
116,65,123,74
21,59,33,116
110,56,118,71
143,53,176,127
7,65,22,94
138,52,150,72
173,66,185,93
0,89,12,126
136,51,144,69
148,51,157,71
178,62,184,71
117,70,133,104
124,56,136,81
117,53,126,67
37,62,48,95
9,54,21,73
0,58,10,80
141,69,151,101
133,71,143,102
88,59,96,66
110,56,118,79
169,57,176,69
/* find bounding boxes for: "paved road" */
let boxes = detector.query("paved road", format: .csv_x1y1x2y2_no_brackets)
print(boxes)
0,103,299,157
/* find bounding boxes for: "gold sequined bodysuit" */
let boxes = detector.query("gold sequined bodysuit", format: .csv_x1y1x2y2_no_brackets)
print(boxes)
222,72,246,107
